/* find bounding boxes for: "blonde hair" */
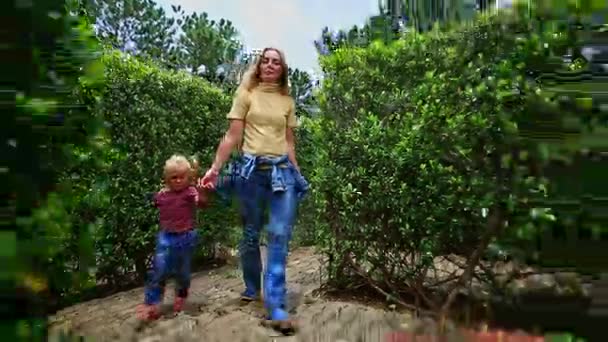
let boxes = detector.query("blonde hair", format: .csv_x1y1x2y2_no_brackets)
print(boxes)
163,154,199,184
238,47,290,96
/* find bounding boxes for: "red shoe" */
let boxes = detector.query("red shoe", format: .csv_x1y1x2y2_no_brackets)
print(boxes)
136,304,161,321
173,297,186,313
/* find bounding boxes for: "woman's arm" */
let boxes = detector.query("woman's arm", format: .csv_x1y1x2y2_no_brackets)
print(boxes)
210,119,244,174
286,127,299,172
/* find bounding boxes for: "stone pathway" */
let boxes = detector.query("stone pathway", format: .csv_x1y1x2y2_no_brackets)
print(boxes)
48,247,411,342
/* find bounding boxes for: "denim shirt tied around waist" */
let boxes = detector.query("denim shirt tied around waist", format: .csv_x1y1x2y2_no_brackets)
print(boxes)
239,153,309,200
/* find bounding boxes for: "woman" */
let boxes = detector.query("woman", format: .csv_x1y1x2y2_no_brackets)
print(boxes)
200,47,308,332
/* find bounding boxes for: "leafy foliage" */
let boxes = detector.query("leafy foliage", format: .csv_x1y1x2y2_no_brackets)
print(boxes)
313,1,497,56
13,6,604,340
288,68,318,117
8,0,103,337
86,0,178,63
380,0,482,32
308,8,599,315
85,0,244,77
314,25,373,56
55,52,239,304
173,8,242,78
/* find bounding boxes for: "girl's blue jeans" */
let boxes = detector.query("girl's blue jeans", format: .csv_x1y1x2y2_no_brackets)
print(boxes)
238,167,298,321
144,229,198,305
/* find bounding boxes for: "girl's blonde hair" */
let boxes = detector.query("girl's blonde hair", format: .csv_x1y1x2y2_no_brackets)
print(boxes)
163,154,199,184
238,47,290,96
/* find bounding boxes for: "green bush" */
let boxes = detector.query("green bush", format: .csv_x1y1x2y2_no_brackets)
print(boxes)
61,52,239,298
8,0,103,337
291,116,324,246
309,10,578,304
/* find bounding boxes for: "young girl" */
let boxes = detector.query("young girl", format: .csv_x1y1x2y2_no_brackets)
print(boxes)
137,154,208,321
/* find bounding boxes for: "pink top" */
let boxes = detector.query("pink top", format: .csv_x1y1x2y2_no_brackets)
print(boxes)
154,186,198,233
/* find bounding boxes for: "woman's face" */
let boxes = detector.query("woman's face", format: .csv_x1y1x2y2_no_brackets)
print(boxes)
259,49,283,83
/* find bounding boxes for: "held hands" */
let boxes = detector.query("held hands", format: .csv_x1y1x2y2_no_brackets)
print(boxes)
198,166,220,190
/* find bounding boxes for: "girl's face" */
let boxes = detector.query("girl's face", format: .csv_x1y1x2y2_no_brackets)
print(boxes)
166,168,190,191
259,49,283,83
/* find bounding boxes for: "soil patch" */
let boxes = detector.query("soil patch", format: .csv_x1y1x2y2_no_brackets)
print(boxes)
48,247,411,342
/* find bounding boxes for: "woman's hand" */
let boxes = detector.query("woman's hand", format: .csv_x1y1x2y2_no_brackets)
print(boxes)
198,167,219,189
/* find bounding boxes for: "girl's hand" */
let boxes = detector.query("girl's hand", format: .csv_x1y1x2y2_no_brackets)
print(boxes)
196,187,210,208
198,167,219,189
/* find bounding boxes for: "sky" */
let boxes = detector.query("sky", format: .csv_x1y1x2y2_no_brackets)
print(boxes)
156,0,378,74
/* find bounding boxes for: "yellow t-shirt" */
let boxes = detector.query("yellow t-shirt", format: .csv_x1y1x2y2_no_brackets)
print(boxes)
226,82,298,157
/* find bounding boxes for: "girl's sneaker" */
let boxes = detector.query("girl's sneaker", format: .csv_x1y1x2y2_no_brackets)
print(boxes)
173,296,186,313
136,304,161,321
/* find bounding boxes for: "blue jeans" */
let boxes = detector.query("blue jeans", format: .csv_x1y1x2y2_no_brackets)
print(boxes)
238,167,298,320
144,229,198,305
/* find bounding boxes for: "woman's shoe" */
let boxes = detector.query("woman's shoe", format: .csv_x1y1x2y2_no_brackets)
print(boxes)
240,289,262,303
262,319,298,335
261,308,298,335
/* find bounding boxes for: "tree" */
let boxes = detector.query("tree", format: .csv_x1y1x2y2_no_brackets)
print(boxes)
314,26,369,56
85,0,178,64
288,68,318,116
314,0,498,57
214,50,258,93
380,0,488,32
173,9,243,79
83,1,244,74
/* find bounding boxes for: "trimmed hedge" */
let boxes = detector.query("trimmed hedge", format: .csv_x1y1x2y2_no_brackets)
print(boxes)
56,52,241,305
307,9,590,307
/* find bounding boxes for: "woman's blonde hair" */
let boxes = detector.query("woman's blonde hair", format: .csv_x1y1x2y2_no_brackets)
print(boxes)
238,47,290,96
163,154,199,184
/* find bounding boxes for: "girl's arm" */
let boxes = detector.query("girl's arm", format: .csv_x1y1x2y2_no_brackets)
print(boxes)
149,188,165,207
286,127,300,172
209,120,244,174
